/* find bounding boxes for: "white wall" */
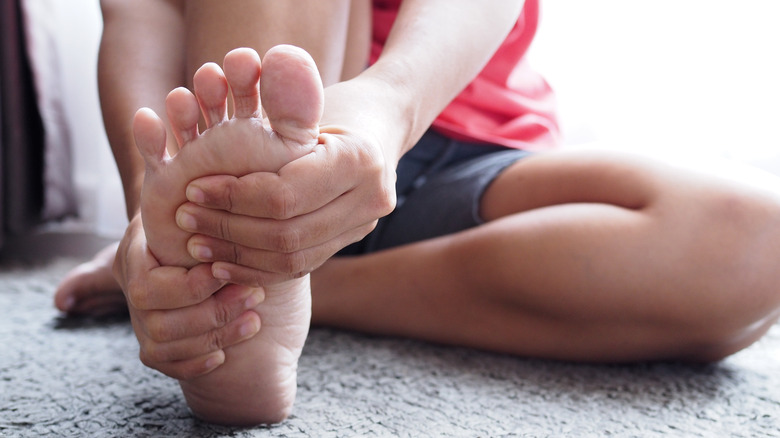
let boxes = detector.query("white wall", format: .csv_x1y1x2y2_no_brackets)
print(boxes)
528,1,780,164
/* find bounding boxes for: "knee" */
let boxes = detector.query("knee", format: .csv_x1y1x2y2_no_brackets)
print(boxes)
670,296,780,362
679,316,777,363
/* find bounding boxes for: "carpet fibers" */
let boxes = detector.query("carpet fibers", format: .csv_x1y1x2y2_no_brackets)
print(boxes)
2,257,780,437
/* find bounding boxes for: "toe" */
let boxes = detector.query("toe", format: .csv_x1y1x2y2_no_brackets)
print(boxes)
166,87,201,146
260,45,324,144
223,48,262,119
133,107,170,170
193,62,229,128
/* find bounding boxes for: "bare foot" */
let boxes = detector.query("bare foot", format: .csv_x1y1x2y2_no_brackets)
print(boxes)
133,46,320,425
54,242,126,317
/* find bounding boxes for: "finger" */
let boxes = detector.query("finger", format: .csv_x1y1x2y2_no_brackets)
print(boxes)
165,87,201,146
141,284,264,342
223,48,262,119
185,142,350,219
178,182,380,253
129,263,225,310
194,225,373,286
193,62,229,128
153,350,225,381
139,308,260,365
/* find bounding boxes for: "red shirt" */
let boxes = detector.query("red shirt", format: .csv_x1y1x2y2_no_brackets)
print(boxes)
371,0,559,150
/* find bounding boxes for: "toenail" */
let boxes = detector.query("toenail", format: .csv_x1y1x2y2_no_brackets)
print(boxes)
177,211,197,230
63,296,75,311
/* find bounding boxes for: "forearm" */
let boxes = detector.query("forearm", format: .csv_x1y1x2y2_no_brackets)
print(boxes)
98,0,185,218
325,0,525,164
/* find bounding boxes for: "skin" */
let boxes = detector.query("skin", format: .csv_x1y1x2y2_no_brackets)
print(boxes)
55,0,780,425
133,46,322,424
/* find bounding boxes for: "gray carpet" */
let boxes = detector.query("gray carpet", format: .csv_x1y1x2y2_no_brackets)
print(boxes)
2,250,780,437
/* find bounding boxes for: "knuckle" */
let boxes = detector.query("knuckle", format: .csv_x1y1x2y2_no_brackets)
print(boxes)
138,350,154,368
204,329,224,353
212,299,233,328
174,366,201,381
126,279,149,310
231,243,243,266
279,251,307,275
378,191,396,216
361,220,379,238
267,183,296,220
271,226,301,253
223,177,239,211
218,215,233,241
143,313,163,341
145,312,173,342
232,269,266,288
139,342,166,365
376,180,397,216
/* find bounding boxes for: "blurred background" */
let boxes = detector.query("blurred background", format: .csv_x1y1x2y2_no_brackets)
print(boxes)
4,0,780,248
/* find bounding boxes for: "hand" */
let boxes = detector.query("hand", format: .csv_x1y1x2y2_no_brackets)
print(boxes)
176,126,397,287
113,214,264,379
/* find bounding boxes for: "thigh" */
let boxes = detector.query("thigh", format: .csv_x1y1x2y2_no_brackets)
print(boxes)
339,130,530,254
480,149,671,221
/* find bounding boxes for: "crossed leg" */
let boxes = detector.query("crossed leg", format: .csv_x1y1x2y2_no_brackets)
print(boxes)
312,150,780,362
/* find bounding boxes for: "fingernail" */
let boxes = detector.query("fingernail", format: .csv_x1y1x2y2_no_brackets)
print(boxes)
176,211,198,231
177,210,197,231
186,185,205,204
204,353,224,370
190,244,212,260
244,290,265,309
239,319,260,338
213,267,231,281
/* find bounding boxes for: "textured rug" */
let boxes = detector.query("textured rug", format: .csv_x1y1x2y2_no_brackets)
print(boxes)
2,251,780,437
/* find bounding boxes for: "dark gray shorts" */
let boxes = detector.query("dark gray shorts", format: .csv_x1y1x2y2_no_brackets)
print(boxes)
337,130,530,255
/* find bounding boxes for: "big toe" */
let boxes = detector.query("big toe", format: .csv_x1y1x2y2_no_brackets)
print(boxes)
259,45,324,144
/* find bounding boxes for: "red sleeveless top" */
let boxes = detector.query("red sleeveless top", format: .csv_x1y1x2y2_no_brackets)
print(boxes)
371,0,559,149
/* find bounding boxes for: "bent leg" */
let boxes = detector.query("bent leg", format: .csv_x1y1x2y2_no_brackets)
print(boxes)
53,0,369,315
312,150,780,362
184,0,354,87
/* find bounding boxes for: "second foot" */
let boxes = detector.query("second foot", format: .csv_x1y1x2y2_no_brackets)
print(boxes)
54,242,126,317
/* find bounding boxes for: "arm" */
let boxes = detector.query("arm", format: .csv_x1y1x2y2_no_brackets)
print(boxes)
343,0,525,158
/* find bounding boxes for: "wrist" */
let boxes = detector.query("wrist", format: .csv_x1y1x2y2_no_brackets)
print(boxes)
321,74,417,167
